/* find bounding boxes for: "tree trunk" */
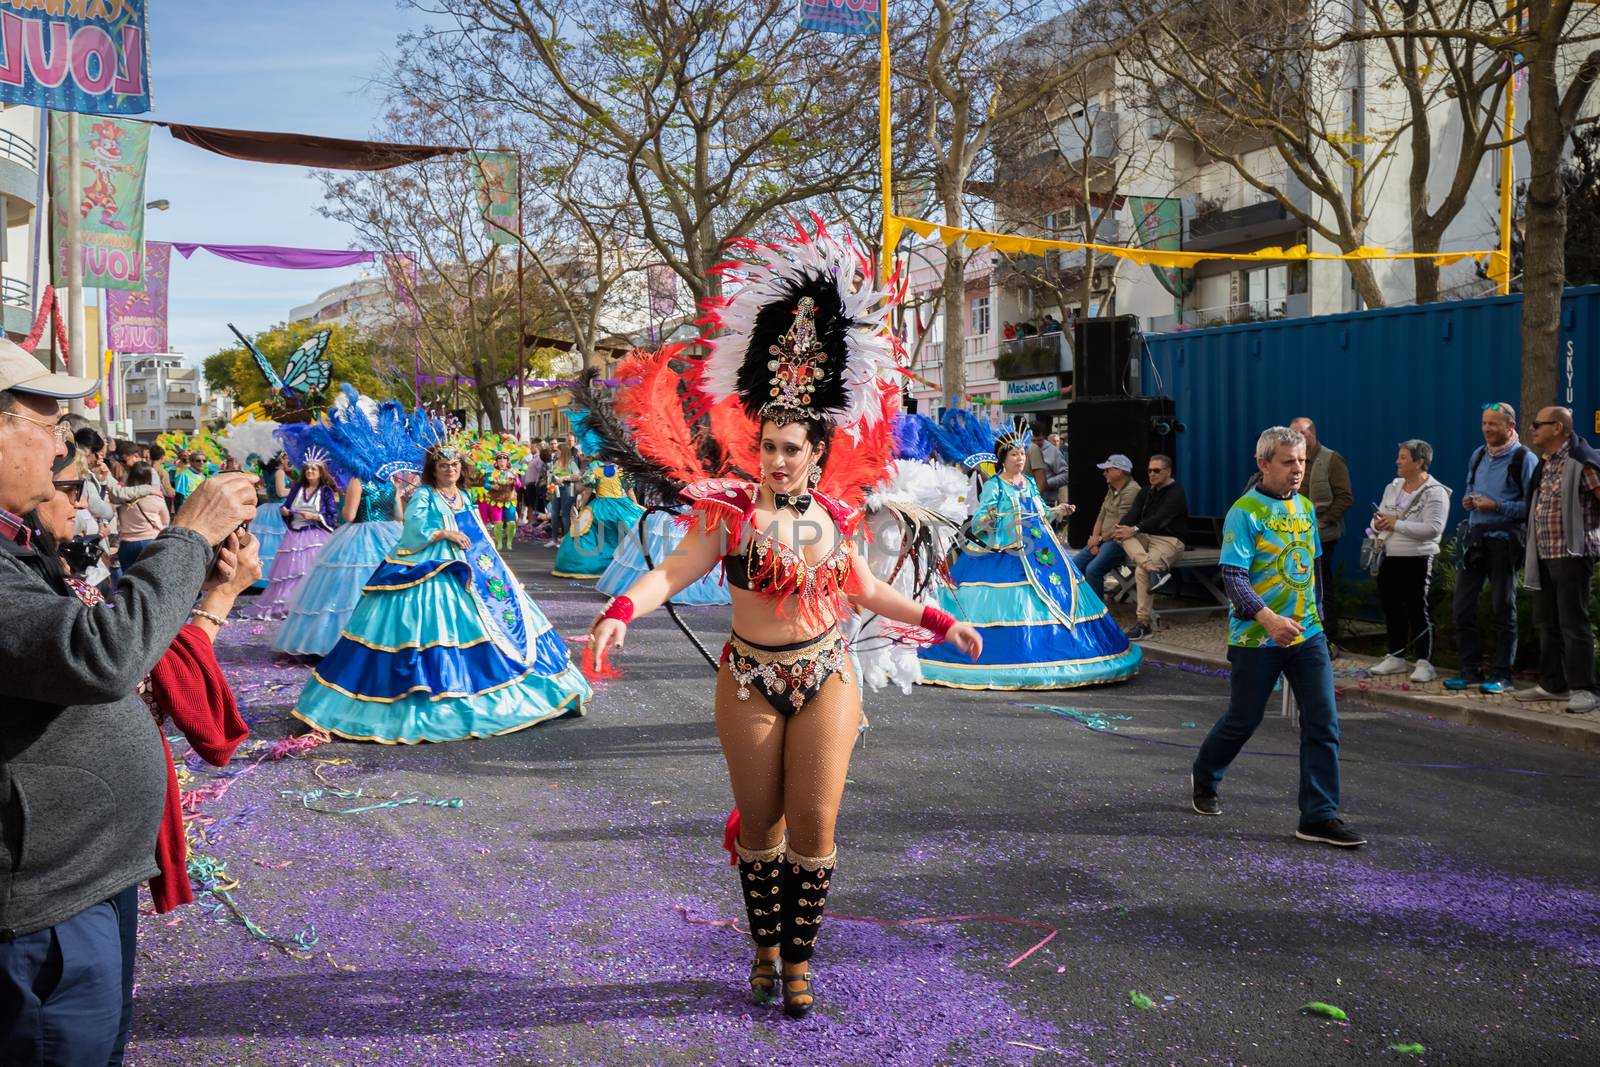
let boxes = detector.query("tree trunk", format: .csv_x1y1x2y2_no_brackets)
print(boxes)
1520,37,1568,422
1348,259,1387,309
941,251,966,404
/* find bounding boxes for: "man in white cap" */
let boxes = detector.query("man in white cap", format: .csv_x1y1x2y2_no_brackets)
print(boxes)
1070,453,1142,594
0,338,258,1064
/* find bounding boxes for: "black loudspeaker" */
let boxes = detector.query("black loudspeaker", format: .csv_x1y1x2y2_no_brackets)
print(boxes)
1072,314,1141,397
904,396,919,415
1066,395,1182,546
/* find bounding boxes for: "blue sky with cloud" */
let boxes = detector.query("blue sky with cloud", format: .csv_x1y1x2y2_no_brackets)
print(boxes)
139,1,428,365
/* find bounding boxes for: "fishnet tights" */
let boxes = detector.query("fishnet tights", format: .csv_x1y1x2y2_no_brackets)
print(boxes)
715,656,862,859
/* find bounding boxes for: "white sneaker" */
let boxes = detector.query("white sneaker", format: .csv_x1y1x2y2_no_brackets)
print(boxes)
1409,659,1437,683
1369,654,1409,676
1566,690,1599,714
1513,685,1568,703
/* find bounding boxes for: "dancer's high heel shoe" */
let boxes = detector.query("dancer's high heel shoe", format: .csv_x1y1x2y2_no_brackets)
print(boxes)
782,967,814,1019
749,955,780,1003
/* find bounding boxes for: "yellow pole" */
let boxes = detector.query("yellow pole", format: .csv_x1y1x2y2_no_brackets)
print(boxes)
878,0,901,283
1496,14,1517,294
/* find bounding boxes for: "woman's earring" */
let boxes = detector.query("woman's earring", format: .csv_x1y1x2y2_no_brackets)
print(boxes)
808,464,821,488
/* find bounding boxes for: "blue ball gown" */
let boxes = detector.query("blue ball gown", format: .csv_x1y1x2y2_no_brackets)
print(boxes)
294,486,592,743
272,479,404,658
918,473,1142,689
249,486,287,591
552,464,645,579
596,507,730,605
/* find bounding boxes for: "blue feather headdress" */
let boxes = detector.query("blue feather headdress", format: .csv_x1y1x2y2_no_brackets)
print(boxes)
928,409,998,470
297,385,443,485
892,413,934,462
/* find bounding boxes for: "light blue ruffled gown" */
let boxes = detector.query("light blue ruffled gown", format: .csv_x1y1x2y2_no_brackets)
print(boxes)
919,474,1142,689
596,507,730,605
249,483,287,591
294,486,591,743
273,479,404,658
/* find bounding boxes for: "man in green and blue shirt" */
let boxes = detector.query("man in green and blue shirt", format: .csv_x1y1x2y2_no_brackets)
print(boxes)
1191,426,1365,848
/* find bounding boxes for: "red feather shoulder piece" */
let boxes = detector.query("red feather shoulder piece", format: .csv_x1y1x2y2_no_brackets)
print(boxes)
680,478,758,538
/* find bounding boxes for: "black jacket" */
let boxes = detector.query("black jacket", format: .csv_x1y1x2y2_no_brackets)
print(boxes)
1122,481,1189,542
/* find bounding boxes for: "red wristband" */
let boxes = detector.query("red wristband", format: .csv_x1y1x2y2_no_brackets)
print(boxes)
921,605,955,641
601,596,635,624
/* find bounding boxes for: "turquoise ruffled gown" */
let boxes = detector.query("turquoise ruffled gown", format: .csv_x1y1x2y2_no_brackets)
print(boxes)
294,486,591,743
553,464,645,579
596,507,730,605
919,474,1142,689
249,486,287,591
273,480,404,658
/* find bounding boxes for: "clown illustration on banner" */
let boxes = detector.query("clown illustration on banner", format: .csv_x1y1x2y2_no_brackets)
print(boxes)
48,115,150,290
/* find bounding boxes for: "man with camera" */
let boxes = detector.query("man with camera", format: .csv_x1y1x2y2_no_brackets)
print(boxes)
0,340,257,1064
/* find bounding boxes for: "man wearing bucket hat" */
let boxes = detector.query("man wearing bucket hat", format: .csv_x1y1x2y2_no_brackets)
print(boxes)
1070,453,1143,594
0,338,258,1064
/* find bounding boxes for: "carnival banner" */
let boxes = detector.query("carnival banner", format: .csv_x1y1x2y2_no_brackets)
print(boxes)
799,0,881,35
106,240,169,352
471,151,519,245
1127,196,1191,299
0,0,151,114
49,113,149,290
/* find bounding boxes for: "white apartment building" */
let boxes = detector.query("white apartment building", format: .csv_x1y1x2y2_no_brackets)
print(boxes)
289,275,393,331
985,12,1599,336
899,242,1008,418
122,354,205,440
0,104,46,341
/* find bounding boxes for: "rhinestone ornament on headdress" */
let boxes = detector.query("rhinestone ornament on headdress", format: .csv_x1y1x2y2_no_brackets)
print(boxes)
302,445,332,471
762,296,828,424
993,418,1033,459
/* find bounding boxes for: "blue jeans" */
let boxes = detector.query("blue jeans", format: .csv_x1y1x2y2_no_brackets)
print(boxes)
117,539,152,573
550,486,576,539
1193,634,1342,823
1071,541,1127,593
0,897,123,1067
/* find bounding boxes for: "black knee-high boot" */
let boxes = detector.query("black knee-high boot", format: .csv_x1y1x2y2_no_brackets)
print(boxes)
780,845,836,963
735,839,785,1001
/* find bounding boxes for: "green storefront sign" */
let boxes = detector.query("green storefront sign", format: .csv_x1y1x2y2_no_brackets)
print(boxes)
1002,375,1060,406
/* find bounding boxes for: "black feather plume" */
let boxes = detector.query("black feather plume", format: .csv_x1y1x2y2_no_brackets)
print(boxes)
568,368,689,507
734,270,853,421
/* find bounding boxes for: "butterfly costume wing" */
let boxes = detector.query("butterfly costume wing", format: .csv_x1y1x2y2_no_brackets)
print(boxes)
280,330,333,399
228,322,285,395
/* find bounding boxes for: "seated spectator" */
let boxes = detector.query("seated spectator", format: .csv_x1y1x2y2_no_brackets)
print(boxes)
1071,454,1141,594
1367,439,1451,682
1116,454,1189,640
1445,402,1536,694
0,337,258,1066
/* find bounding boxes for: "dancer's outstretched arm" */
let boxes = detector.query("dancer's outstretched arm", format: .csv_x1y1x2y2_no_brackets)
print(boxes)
845,553,982,660
590,522,722,656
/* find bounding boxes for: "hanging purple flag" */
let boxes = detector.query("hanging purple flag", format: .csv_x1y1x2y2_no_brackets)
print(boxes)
106,241,169,352
799,0,881,36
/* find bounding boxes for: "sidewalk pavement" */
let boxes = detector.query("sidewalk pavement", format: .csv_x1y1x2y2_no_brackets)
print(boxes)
1137,612,1600,755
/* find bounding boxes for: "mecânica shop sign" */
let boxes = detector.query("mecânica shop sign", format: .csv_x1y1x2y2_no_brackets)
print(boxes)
0,0,151,115
1002,375,1061,406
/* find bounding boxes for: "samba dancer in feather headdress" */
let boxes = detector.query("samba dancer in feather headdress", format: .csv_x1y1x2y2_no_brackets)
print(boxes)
917,418,1143,689
273,387,432,658
583,218,981,1019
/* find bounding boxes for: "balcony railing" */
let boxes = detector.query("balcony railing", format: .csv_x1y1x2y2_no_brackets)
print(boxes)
0,129,37,170
1,276,28,309
1183,172,1309,250
1148,292,1311,332
997,332,1070,378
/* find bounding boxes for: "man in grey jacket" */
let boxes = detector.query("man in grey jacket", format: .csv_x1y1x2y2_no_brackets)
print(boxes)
0,339,257,1065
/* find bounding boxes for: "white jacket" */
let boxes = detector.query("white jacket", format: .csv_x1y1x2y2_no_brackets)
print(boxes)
1375,475,1452,557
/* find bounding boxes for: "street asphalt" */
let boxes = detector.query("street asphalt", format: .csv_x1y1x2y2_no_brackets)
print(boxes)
127,543,1600,1066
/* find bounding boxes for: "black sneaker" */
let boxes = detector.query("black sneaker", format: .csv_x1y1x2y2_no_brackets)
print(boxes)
1295,818,1366,848
1125,622,1154,641
1190,773,1221,816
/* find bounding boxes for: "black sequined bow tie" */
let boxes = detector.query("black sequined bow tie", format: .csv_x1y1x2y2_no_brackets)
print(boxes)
774,492,812,514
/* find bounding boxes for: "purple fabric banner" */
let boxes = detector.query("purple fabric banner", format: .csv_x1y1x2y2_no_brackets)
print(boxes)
107,241,170,352
170,243,375,269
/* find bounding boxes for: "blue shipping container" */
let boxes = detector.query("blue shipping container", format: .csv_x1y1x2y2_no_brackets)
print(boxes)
1142,285,1600,564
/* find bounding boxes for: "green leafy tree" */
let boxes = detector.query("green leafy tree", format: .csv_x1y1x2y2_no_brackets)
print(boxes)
202,321,407,410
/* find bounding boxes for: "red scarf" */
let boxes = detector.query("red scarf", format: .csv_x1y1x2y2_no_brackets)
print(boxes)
146,625,249,912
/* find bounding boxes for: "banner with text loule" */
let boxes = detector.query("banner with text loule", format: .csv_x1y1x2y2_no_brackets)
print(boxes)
106,240,169,351
0,0,151,114
799,0,881,35
48,112,149,290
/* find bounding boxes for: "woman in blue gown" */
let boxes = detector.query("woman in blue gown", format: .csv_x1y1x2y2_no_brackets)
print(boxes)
597,507,730,605
249,455,289,590
295,445,591,743
919,426,1142,689
273,393,424,658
